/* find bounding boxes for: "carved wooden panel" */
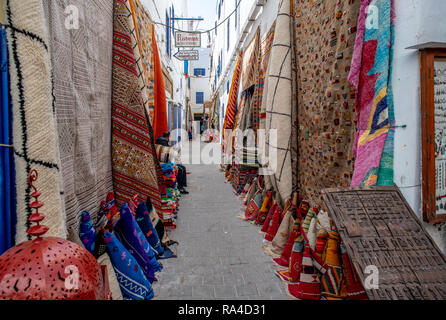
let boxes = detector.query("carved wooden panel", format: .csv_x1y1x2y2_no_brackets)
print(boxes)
322,187,446,300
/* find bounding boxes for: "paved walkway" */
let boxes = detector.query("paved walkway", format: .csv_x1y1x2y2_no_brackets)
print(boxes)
152,162,288,300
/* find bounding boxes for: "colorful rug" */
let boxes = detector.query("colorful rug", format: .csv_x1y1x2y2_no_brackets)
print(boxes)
111,0,162,212
294,0,361,205
132,0,155,122
254,22,275,131
349,0,395,187
241,27,260,92
263,0,295,206
0,27,16,254
151,25,169,141
258,22,276,131
43,0,114,233
222,51,243,145
5,0,66,242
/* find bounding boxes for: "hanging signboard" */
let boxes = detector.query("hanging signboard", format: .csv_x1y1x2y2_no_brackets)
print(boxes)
175,31,201,48
174,50,199,61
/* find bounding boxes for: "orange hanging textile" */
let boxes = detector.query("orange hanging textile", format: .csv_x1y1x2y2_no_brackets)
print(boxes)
152,25,169,140
222,51,243,146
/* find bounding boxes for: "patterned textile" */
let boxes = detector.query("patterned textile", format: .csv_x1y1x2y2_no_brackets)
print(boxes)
135,201,164,255
114,203,156,283
294,0,361,205
155,144,178,163
244,191,263,221
0,27,16,254
129,0,155,122
241,28,260,92
350,0,395,187
258,22,276,131
273,218,300,268
270,202,295,255
263,0,296,207
97,252,123,300
133,0,155,120
99,192,121,232
321,231,345,300
43,0,114,233
264,205,282,243
79,211,96,255
5,0,66,242
104,232,154,300
287,242,327,300
151,26,168,140
222,51,243,144
261,201,278,234
255,190,272,225
255,23,275,131
111,0,162,212
146,196,171,246
340,243,368,300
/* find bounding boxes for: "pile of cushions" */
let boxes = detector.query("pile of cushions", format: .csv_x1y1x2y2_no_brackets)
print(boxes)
159,163,181,229
236,176,369,300
78,192,176,300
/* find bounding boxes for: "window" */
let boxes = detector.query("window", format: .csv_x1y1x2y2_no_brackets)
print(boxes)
196,92,204,104
420,48,446,223
227,80,230,94
235,0,238,29
215,21,218,35
194,68,206,76
165,11,170,56
188,77,190,89
218,2,221,20
227,18,230,51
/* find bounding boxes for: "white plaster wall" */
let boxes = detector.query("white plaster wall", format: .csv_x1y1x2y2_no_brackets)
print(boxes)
190,48,211,115
393,0,446,253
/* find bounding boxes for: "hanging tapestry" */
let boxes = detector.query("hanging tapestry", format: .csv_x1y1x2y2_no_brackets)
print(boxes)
129,0,167,196
294,0,361,205
132,0,155,122
256,22,275,131
241,27,260,92
152,26,169,141
43,0,114,234
5,0,66,242
111,0,162,212
0,27,16,254
263,0,296,206
222,51,243,145
349,0,395,187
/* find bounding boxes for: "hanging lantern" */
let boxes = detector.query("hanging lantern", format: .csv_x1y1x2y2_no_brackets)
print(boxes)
0,169,111,300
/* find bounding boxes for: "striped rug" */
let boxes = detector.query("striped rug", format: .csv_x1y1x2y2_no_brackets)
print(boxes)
111,0,162,212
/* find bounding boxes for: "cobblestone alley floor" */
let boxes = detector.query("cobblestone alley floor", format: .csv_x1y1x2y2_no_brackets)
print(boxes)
151,163,288,300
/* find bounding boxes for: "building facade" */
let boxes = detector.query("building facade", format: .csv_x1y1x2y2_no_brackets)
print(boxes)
188,47,211,131
142,0,189,141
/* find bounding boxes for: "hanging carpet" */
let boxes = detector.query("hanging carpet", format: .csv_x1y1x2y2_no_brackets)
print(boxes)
43,0,114,234
294,0,361,205
5,0,66,242
263,0,296,207
349,0,395,187
111,0,162,212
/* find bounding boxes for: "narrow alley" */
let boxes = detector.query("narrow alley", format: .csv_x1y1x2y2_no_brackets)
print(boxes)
152,163,288,300
2,0,446,305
